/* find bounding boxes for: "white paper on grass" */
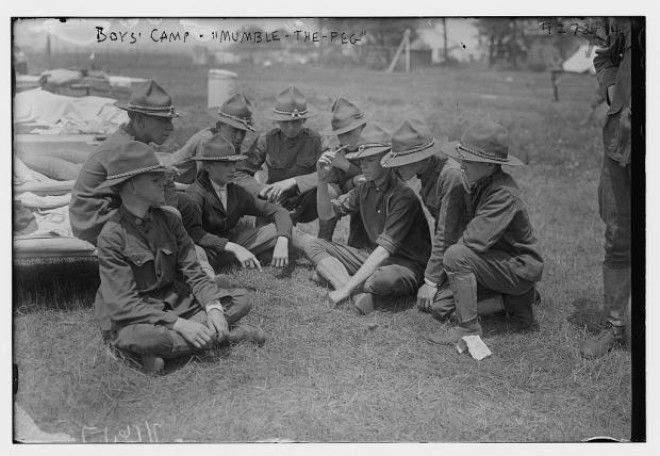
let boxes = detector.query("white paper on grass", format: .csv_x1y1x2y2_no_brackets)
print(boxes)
455,335,492,360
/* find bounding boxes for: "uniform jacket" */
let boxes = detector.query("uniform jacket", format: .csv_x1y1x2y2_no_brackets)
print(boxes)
162,127,216,184
69,126,135,245
460,169,544,283
235,127,325,196
593,18,638,166
417,154,469,284
185,170,292,252
94,206,228,334
332,171,431,274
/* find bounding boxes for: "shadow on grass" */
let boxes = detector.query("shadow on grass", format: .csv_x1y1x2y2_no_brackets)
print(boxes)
566,297,608,335
13,259,99,314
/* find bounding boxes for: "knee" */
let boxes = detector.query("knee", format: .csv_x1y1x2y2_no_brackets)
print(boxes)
306,239,332,264
232,290,252,310
443,244,474,273
363,272,391,295
363,267,416,296
113,324,173,356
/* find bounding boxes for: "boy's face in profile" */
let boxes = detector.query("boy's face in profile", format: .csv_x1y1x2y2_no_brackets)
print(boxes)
359,153,388,182
337,125,364,148
205,161,238,187
125,172,167,207
277,119,305,139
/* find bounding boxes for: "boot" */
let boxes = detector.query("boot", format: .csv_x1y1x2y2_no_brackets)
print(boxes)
503,287,540,331
580,266,630,359
580,323,625,359
602,266,631,326
352,293,375,315
431,272,482,345
228,324,266,346
316,257,350,290
317,217,338,242
140,355,164,375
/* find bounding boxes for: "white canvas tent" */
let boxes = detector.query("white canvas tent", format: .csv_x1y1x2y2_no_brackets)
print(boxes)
562,44,597,74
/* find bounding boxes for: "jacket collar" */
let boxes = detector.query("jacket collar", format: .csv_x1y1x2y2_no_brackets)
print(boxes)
196,170,228,213
119,205,153,230
418,154,447,188
369,169,397,193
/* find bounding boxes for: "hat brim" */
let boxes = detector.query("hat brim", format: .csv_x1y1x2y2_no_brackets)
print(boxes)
114,100,182,118
192,155,246,162
97,165,167,190
380,143,438,168
267,111,316,122
440,141,524,166
320,118,368,136
345,146,391,161
211,110,256,132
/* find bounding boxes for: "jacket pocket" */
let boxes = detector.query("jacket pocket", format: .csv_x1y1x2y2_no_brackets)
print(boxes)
155,247,176,285
125,249,157,290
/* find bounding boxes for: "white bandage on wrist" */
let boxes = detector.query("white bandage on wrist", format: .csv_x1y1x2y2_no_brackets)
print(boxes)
205,302,225,314
424,278,438,288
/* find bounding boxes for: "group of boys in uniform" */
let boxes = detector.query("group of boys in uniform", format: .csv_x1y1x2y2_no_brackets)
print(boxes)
69,79,546,374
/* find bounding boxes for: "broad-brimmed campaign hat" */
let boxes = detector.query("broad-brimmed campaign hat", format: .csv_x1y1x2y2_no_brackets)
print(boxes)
380,119,439,168
320,97,368,135
97,141,166,189
267,86,315,122
344,124,392,160
192,134,244,162
114,79,181,118
440,120,523,166
213,93,256,132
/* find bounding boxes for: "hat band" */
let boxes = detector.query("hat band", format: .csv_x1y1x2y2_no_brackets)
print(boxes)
273,108,308,119
128,103,176,115
107,164,164,180
457,143,507,162
217,111,252,128
389,139,435,159
332,113,366,130
357,142,389,151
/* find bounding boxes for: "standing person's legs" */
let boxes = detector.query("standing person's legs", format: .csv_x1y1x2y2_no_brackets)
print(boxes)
581,156,631,358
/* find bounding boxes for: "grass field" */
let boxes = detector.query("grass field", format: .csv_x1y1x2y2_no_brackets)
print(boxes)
13,52,631,442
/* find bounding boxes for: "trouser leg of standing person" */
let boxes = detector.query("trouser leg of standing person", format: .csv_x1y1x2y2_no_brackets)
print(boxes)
581,155,631,359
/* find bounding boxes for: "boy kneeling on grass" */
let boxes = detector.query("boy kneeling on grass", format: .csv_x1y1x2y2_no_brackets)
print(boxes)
94,141,264,375
295,124,432,314
428,120,544,345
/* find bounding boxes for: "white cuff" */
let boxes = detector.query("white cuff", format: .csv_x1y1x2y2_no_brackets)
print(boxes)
205,301,225,314
424,278,438,288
